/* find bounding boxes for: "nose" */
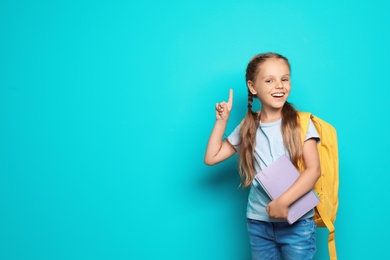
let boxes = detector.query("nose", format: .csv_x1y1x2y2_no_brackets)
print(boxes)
275,80,284,89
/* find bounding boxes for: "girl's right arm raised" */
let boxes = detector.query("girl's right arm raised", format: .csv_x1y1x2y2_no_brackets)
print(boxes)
204,89,237,165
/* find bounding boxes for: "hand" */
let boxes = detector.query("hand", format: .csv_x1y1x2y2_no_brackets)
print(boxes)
215,89,233,121
266,198,288,219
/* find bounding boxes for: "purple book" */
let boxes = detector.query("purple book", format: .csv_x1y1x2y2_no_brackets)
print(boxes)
255,154,320,224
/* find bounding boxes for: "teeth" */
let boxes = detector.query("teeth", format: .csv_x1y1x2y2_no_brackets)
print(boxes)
272,93,284,97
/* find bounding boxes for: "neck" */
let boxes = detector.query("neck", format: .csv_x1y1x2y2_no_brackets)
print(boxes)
260,108,283,123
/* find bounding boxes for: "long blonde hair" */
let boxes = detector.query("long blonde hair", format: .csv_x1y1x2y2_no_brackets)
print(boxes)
238,53,303,188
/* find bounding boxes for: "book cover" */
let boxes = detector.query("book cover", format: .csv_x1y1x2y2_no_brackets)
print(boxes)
255,154,320,224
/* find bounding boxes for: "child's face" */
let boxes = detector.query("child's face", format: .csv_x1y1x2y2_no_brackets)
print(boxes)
247,58,291,111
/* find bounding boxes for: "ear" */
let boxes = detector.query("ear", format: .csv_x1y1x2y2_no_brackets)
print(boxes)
247,80,257,95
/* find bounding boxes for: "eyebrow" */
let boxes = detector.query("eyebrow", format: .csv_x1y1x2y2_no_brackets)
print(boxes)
261,74,291,79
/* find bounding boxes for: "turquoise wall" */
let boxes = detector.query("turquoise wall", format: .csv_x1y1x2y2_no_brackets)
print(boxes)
1,0,389,259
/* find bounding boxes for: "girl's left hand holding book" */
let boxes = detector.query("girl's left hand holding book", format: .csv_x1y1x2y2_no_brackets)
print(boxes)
266,197,289,220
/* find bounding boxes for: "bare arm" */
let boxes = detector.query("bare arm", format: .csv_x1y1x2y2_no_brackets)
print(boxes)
266,138,321,219
204,89,237,165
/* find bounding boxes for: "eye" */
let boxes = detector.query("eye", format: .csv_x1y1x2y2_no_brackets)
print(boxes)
265,79,272,83
282,78,289,82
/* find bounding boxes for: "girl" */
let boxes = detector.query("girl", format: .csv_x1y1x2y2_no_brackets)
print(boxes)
204,52,321,260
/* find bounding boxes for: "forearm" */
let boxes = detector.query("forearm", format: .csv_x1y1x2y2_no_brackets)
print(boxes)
205,89,235,165
278,166,321,206
204,120,228,165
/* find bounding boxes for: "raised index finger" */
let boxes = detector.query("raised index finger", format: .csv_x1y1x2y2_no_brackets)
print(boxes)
228,89,233,105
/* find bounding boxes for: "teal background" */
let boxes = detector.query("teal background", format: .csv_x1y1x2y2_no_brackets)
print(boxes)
1,0,389,259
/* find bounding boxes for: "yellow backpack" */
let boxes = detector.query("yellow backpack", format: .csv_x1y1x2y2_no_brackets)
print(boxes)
298,112,339,260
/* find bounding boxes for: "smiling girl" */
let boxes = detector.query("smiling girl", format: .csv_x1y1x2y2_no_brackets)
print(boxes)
204,52,321,260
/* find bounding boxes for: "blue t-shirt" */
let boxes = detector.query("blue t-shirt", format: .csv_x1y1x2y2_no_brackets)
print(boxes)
227,118,320,222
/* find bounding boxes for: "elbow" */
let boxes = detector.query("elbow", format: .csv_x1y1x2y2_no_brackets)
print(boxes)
204,157,215,166
204,159,215,166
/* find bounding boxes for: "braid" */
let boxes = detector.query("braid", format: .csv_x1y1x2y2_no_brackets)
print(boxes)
247,89,259,120
247,89,253,110
281,102,303,168
237,90,260,188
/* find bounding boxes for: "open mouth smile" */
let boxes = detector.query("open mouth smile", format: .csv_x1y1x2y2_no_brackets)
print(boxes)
271,93,285,97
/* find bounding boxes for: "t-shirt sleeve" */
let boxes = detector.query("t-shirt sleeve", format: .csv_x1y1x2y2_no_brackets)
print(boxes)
305,119,320,142
227,124,241,151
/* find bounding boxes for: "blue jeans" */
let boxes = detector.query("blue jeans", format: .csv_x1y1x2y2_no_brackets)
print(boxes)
247,218,316,260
